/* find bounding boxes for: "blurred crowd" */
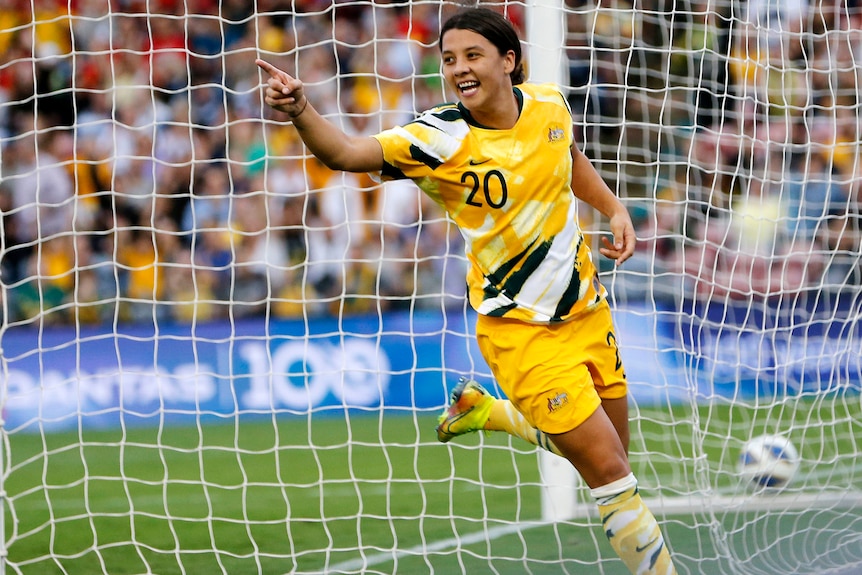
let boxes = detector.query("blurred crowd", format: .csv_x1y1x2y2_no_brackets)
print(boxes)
0,0,476,326
0,0,860,328
564,0,862,304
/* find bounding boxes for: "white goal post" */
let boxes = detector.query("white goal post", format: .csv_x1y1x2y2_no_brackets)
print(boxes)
0,1,861,575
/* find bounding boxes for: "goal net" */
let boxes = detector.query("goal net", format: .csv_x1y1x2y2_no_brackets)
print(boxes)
0,0,860,574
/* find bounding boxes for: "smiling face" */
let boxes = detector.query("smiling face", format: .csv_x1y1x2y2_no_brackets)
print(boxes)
441,28,518,127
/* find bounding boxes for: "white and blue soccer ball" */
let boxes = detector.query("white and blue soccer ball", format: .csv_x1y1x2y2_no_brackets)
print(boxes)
737,434,800,489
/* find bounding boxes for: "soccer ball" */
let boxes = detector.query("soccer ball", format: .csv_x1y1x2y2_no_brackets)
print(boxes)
737,434,800,489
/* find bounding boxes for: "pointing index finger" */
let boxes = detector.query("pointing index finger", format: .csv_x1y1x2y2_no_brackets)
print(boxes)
255,58,281,78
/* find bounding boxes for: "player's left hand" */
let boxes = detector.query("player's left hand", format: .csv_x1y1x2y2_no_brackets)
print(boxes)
599,212,636,265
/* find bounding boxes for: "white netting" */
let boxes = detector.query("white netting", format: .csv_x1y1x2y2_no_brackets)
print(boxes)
0,1,860,574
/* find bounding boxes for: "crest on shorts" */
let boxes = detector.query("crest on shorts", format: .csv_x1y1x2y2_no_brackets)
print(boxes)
547,391,569,413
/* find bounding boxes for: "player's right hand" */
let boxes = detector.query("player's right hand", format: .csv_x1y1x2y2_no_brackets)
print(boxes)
600,211,636,266
256,58,307,117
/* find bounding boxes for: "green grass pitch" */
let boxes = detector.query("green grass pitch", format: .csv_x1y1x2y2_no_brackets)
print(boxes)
4,399,861,574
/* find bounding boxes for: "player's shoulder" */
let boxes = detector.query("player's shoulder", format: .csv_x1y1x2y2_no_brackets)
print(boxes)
404,102,471,139
518,83,568,106
412,102,466,125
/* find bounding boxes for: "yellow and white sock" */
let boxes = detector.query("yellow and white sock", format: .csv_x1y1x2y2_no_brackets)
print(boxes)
591,473,677,575
486,400,564,457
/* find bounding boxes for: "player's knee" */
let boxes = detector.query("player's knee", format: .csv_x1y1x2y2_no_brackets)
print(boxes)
558,445,630,488
592,456,631,487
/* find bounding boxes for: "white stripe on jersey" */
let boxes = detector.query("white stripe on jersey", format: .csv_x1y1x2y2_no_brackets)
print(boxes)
388,125,448,164
476,200,586,323
419,107,471,139
391,108,470,164
513,199,582,319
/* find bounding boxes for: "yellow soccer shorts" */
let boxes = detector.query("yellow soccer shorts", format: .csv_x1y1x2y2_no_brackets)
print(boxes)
475,299,628,435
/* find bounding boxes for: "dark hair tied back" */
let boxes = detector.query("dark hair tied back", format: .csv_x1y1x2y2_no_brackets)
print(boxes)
440,7,525,85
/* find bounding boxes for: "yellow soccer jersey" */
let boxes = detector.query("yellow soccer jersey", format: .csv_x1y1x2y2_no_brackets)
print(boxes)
372,83,606,323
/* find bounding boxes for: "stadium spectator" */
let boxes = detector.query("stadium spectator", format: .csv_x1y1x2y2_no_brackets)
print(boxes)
232,187,291,290
4,118,75,244
784,144,851,245
116,224,161,323
222,187,293,318
70,234,118,325
227,119,267,180
822,203,862,288
667,0,732,128
302,167,370,301
0,183,28,284
181,164,234,240
583,0,641,132
191,225,233,301
270,189,317,318
8,245,69,326
411,194,469,311
161,247,220,324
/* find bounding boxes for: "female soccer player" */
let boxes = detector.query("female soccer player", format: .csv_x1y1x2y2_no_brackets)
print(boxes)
257,7,676,574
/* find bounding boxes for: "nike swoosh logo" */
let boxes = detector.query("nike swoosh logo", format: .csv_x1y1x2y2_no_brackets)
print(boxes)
469,159,490,165
635,537,660,554
441,406,475,433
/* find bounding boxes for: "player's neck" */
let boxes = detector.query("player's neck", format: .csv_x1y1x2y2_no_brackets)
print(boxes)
465,89,520,130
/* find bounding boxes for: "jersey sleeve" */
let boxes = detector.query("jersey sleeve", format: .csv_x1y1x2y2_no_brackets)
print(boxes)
370,104,469,182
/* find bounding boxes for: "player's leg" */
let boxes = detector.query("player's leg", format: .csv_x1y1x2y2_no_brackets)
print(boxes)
436,391,631,460
551,305,674,574
548,401,629,486
549,407,676,574
600,395,631,454
436,378,564,456
436,388,628,458
469,306,676,575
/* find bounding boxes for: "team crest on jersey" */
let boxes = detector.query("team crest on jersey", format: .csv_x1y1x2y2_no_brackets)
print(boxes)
547,125,565,143
546,391,569,413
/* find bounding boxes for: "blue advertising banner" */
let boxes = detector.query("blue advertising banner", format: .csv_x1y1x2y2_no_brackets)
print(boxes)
1,298,859,432
1,309,482,431
678,293,862,399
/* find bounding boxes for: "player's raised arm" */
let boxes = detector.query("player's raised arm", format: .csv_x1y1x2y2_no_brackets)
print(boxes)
256,58,384,173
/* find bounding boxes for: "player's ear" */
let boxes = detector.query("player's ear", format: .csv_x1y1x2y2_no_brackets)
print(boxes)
503,50,516,76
